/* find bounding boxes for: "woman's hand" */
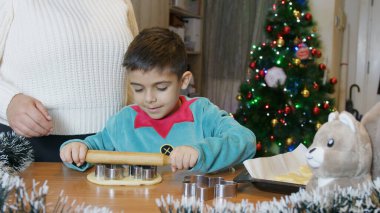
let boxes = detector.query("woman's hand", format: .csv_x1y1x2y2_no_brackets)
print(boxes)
6,93,53,137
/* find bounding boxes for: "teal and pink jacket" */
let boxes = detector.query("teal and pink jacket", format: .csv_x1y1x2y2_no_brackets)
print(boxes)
62,96,256,173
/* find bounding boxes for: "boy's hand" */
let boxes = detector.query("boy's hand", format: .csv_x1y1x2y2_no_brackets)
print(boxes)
60,142,88,167
169,146,198,172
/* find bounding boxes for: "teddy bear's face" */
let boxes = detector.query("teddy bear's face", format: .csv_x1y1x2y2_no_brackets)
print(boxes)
307,121,358,177
306,112,371,178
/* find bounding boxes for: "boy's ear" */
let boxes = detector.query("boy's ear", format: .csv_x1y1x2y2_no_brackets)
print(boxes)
180,71,193,89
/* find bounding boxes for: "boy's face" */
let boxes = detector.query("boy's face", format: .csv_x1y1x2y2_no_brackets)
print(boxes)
129,68,192,119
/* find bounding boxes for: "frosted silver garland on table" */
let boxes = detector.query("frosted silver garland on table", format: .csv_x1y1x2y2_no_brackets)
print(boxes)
0,132,110,212
156,178,380,212
0,171,111,212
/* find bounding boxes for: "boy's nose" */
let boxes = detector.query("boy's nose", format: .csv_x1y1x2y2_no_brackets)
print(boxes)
145,91,157,103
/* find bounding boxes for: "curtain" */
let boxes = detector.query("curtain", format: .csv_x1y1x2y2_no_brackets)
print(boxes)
202,0,275,113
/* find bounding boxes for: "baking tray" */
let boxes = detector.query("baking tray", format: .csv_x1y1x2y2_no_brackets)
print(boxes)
233,168,305,194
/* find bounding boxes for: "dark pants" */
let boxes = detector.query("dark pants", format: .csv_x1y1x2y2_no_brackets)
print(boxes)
0,123,93,162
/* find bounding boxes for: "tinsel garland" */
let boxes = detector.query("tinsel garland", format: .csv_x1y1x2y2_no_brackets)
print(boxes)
0,132,111,212
0,132,34,175
156,178,380,212
0,171,111,212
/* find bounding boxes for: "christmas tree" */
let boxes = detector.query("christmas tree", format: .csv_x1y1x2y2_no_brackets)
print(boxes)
234,0,337,157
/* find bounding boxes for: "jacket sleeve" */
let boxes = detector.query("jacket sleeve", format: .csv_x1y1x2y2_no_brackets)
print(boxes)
0,0,19,120
190,99,256,173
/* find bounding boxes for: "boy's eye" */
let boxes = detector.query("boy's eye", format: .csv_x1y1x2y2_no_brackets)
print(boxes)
134,89,143,92
157,87,167,91
132,87,143,92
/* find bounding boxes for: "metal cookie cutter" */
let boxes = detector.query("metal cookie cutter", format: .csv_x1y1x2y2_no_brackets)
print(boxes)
94,164,158,180
182,175,237,201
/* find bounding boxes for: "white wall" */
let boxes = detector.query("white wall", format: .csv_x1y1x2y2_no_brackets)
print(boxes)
342,0,361,111
341,0,380,115
309,0,334,67
310,0,345,110
316,0,379,115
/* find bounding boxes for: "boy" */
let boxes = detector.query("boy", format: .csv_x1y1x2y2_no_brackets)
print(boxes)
60,27,256,173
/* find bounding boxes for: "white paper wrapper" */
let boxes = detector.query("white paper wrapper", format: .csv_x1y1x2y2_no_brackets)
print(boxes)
243,144,308,181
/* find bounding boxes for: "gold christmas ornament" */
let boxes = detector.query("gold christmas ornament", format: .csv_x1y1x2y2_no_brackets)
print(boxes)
316,122,322,129
293,58,301,65
293,10,301,18
301,87,310,97
271,119,278,127
236,95,242,101
286,137,293,146
294,37,301,45
277,37,285,47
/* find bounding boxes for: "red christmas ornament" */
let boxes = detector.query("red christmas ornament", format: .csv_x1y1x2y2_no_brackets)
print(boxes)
265,104,270,109
283,26,291,34
284,106,291,114
254,74,260,80
256,142,262,151
272,4,277,11
311,48,318,55
330,77,338,84
304,13,312,21
246,92,252,99
270,42,276,48
323,102,330,109
270,135,275,141
313,106,320,115
266,25,273,33
259,70,265,78
249,61,256,69
319,63,326,70
315,50,322,58
313,82,319,90
278,109,284,114
243,117,247,122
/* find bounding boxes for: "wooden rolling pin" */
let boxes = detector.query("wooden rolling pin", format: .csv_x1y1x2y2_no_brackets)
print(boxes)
85,150,171,166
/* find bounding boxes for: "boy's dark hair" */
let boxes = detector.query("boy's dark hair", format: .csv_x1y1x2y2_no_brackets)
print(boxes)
123,27,187,78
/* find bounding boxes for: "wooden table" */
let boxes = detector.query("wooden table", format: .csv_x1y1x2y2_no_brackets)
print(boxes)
20,163,285,212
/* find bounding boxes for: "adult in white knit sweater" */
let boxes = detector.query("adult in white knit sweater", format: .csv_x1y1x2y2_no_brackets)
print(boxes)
0,0,138,161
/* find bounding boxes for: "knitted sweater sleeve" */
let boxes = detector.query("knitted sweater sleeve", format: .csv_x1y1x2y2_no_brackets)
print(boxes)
0,0,18,120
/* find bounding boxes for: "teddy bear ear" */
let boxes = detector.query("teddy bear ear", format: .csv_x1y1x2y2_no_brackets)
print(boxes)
338,112,356,133
328,111,339,122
